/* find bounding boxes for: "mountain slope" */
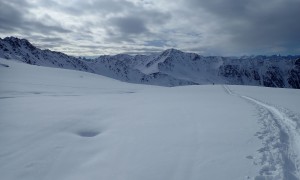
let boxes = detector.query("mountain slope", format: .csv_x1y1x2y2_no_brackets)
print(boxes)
0,37,93,72
95,48,300,88
1,37,300,88
0,37,195,87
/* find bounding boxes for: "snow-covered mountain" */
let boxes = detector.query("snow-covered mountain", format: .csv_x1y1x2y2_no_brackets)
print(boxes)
0,37,93,72
91,48,300,89
87,54,196,86
1,37,300,88
0,37,195,86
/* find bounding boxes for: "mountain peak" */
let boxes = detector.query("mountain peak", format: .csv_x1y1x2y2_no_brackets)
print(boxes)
3,36,28,43
2,37,35,49
162,48,183,56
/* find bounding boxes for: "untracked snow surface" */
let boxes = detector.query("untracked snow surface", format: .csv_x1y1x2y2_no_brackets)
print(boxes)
1,59,300,180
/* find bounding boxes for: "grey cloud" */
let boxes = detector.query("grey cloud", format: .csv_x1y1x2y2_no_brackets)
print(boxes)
187,0,252,18
0,1,27,31
28,21,71,34
24,35,68,49
38,0,171,44
145,40,168,47
103,5,171,43
185,0,300,54
37,37,65,43
0,0,71,35
46,0,135,16
0,0,298,56
139,9,171,25
98,1,171,37
110,16,148,34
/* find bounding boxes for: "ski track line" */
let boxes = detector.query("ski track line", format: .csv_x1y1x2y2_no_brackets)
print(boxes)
223,85,300,180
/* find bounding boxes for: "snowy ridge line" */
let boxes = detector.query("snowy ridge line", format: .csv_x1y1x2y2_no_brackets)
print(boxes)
223,85,300,179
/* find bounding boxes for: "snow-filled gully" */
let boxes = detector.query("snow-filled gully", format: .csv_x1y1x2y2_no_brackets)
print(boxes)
223,85,300,179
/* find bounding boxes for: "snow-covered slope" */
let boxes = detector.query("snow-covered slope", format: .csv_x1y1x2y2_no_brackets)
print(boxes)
87,55,196,86
1,58,300,179
1,37,300,88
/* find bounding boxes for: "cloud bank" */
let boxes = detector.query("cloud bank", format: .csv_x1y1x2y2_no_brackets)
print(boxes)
0,0,299,56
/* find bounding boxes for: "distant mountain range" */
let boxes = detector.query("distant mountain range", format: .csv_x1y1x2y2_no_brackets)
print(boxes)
1,37,300,88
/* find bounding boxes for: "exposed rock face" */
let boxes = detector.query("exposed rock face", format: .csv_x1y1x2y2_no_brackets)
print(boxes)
287,59,300,89
262,67,284,87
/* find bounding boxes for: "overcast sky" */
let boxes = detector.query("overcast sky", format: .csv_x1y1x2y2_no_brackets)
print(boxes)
0,0,299,56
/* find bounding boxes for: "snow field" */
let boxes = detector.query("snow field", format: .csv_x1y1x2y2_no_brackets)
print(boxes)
1,59,299,180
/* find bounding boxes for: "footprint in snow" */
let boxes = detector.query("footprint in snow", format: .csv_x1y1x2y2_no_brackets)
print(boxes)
75,130,101,137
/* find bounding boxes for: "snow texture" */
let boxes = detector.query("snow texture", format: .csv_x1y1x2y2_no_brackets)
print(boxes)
1,58,300,180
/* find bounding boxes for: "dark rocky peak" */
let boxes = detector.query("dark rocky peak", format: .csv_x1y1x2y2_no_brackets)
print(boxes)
2,37,36,51
295,58,300,67
161,48,184,57
112,54,133,61
3,36,29,44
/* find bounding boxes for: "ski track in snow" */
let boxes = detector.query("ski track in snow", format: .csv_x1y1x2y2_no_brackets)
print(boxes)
223,85,300,179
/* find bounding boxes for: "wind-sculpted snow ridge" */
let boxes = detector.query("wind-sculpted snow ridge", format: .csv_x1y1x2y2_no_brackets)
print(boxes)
224,85,300,179
1,37,300,88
